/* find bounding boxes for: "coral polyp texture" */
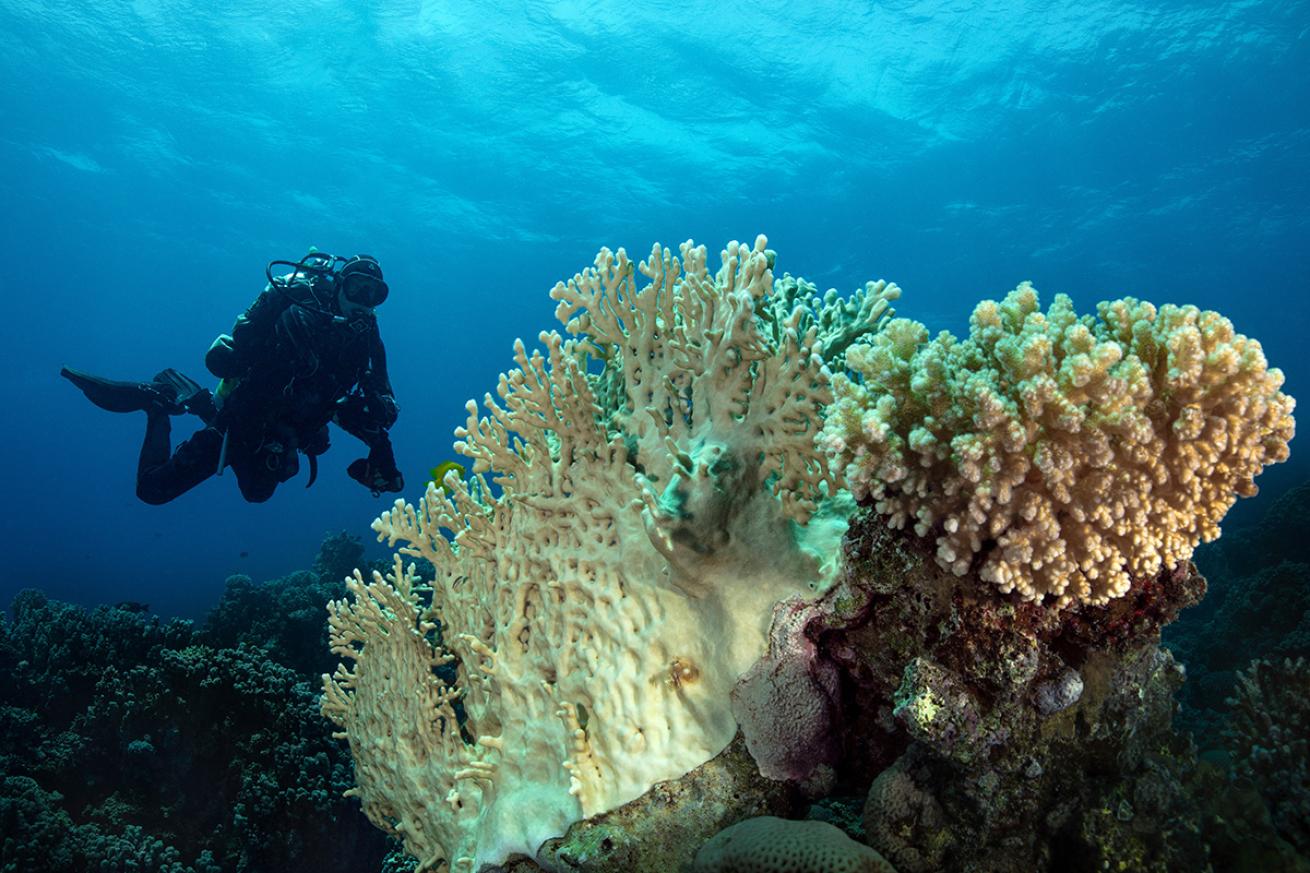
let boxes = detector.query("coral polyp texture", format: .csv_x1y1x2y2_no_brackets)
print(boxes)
820,283,1296,606
321,236,899,872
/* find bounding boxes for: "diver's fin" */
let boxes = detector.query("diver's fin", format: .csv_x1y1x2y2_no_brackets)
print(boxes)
152,368,204,406
153,369,219,425
61,366,185,415
153,364,218,422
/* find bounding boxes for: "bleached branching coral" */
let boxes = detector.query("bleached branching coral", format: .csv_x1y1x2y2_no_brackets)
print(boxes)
321,237,897,872
820,283,1295,606
549,237,895,531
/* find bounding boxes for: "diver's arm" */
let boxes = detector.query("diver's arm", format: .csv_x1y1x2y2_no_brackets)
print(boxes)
360,324,399,427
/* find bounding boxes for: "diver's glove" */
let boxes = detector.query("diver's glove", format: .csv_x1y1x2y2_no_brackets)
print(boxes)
347,443,404,497
371,394,400,429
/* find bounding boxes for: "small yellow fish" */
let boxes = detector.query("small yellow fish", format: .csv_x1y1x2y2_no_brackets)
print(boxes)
429,460,466,494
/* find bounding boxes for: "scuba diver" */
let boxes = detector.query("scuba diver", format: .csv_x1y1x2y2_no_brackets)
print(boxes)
62,251,405,504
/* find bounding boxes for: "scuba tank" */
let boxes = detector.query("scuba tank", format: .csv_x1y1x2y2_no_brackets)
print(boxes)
205,248,340,375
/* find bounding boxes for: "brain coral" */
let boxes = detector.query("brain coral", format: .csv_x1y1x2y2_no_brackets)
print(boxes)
820,283,1295,606
692,816,896,873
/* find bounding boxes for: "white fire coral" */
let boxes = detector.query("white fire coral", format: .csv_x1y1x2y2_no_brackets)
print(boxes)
821,283,1295,606
321,236,898,872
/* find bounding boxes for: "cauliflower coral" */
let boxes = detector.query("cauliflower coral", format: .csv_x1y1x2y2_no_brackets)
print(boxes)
820,283,1295,606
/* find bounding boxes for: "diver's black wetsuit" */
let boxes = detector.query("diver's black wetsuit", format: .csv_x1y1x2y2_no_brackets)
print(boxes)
135,275,401,504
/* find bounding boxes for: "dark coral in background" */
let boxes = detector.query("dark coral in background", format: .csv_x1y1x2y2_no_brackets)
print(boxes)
0,534,397,873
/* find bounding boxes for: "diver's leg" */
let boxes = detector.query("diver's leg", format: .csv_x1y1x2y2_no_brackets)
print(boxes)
228,440,296,504
135,416,223,505
333,395,382,444
335,396,403,494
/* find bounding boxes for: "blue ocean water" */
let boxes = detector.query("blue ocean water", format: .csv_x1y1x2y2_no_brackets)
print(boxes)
1,1,1306,619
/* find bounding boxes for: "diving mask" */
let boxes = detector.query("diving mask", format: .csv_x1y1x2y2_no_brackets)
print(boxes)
339,255,389,307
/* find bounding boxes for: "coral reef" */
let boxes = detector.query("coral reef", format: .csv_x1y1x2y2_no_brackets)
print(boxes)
817,518,1303,872
820,284,1295,606
202,531,381,678
319,245,1300,872
820,517,1214,870
1227,657,1310,854
0,536,394,873
1166,476,1310,749
476,515,1306,873
321,236,899,871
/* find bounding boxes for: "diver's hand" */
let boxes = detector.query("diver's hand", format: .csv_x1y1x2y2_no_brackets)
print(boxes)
347,457,404,497
371,394,399,428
